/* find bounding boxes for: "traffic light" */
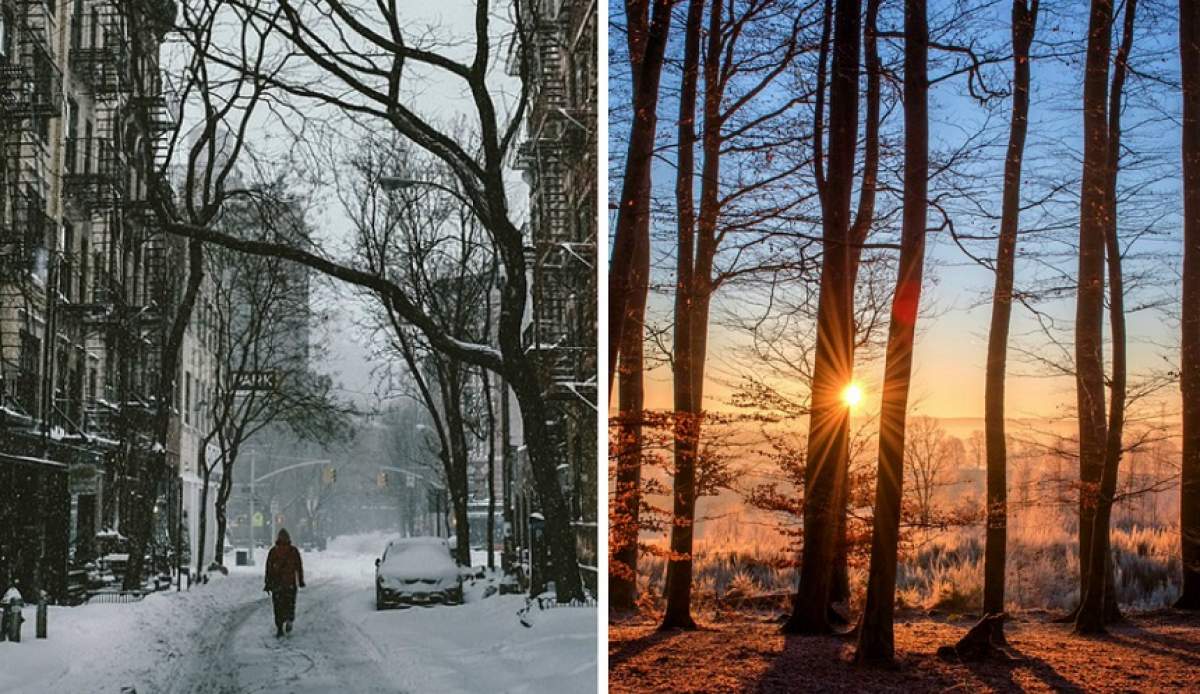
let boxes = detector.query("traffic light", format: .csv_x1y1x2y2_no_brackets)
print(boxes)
323,466,337,484
377,471,389,488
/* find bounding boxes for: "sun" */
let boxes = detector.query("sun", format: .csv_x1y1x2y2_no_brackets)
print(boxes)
841,382,864,409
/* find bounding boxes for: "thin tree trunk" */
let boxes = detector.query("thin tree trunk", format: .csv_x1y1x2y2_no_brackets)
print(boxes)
1177,0,1200,612
1073,0,1113,615
660,0,708,631
214,460,235,566
611,250,648,610
610,0,656,613
855,0,927,664
786,0,860,636
831,0,881,609
981,0,1038,632
483,367,497,571
609,0,674,390
196,461,212,574
1076,0,1135,633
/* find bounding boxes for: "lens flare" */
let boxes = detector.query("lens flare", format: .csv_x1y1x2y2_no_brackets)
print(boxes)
841,382,863,409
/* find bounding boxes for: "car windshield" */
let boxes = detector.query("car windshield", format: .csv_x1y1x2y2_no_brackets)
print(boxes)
383,538,449,563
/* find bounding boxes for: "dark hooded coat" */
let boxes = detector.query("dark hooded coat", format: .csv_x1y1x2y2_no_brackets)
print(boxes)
265,528,305,590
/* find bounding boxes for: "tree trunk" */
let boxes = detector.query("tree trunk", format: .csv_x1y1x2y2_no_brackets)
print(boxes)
1076,0,1135,634
508,369,585,601
609,0,674,390
1177,0,1200,612
611,250,648,611
483,367,497,571
196,460,213,574
855,0,927,664
786,0,860,636
440,365,472,568
1073,0,1112,614
981,0,1037,631
610,0,657,612
214,462,235,566
831,0,881,608
124,239,204,590
660,0,709,631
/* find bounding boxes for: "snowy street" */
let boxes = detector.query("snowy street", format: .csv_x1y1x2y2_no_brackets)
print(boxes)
0,536,597,694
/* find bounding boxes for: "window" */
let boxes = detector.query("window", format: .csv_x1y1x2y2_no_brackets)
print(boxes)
185,371,192,425
0,10,10,61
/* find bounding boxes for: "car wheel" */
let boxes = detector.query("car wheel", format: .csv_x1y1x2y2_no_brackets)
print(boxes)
375,587,385,610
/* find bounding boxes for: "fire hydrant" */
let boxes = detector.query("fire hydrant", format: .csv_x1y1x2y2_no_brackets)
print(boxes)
1,587,25,643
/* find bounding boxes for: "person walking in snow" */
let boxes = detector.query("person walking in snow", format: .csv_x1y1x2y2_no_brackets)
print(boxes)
264,528,305,637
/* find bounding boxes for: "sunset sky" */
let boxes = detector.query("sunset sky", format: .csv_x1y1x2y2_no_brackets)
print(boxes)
612,2,1185,427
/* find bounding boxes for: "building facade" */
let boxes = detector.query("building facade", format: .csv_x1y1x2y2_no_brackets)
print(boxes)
510,0,598,594
0,0,201,601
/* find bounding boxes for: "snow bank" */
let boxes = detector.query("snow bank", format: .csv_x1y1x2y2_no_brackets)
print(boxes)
0,574,260,694
345,591,597,693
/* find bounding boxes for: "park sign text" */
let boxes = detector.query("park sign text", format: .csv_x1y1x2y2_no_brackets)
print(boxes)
234,371,277,392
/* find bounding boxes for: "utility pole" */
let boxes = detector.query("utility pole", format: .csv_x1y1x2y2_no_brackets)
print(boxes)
248,449,256,564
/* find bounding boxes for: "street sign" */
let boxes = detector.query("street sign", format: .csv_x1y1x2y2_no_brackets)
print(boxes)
233,371,277,392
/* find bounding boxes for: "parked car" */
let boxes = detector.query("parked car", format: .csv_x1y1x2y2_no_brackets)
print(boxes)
375,537,463,609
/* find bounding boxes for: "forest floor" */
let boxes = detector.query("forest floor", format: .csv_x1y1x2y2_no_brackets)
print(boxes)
610,609,1200,692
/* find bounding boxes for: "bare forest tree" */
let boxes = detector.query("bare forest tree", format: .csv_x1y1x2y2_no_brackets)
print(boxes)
856,0,928,662
977,0,1037,649
787,0,861,635
1180,0,1200,612
660,0,806,630
609,0,674,392
1076,0,1137,634
609,0,669,616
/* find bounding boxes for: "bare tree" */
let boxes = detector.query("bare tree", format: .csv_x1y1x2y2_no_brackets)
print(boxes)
660,0,806,630
153,0,590,601
196,195,349,573
119,0,280,589
1071,0,1114,623
787,0,861,636
980,0,1037,645
1178,0,1200,611
856,0,928,663
610,0,668,613
609,0,674,391
344,143,497,568
1076,0,1137,635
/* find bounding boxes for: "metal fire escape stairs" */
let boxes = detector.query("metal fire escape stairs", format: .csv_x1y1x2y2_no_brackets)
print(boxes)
0,0,64,424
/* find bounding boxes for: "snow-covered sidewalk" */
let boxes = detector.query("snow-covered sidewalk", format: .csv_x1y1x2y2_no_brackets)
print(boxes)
0,573,262,693
0,535,597,693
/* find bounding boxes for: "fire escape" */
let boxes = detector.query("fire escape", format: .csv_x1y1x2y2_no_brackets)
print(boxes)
515,9,596,413
57,0,158,442
0,0,64,423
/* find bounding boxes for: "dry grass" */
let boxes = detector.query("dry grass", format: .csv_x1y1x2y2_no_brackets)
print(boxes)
609,611,1200,693
634,512,1182,617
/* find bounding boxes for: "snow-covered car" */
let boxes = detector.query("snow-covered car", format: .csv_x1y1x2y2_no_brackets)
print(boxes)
375,537,463,609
